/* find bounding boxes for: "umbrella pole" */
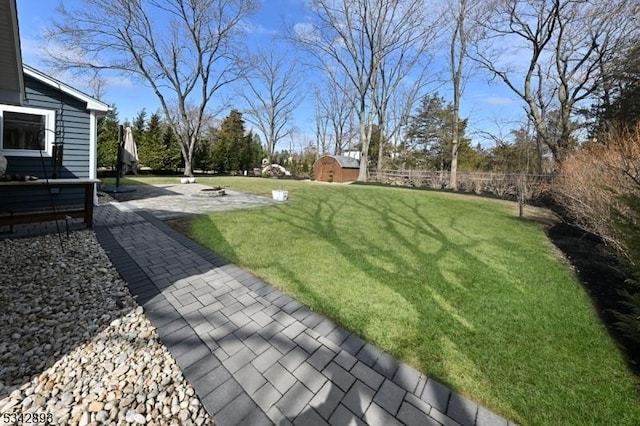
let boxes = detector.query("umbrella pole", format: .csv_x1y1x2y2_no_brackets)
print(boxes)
101,125,136,195
115,124,123,189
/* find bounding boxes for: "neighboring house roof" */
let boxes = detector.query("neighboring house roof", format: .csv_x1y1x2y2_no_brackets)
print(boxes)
0,0,25,105
322,155,360,168
23,65,111,114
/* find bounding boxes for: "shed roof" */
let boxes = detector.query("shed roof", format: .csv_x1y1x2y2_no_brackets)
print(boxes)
320,155,360,168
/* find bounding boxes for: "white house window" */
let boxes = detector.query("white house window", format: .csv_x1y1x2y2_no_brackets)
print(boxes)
0,105,56,157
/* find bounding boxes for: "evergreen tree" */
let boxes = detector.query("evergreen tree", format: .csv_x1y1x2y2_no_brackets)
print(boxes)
139,112,168,171
211,110,262,174
132,109,147,143
97,107,119,170
161,125,183,172
405,93,470,170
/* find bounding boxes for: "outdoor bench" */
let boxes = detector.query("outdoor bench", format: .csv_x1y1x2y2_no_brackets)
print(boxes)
0,179,99,230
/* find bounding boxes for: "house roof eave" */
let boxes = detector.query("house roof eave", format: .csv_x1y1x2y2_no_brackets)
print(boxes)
23,65,111,113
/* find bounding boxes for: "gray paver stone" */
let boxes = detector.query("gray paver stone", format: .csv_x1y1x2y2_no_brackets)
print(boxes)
282,300,303,314
252,310,275,328
279,347,308,373
421,378,451,413
241,407,273,426
429,407,464,426
228,310,252,328
392,363,422,394
403,393,432,416
273,310,296,327
293,362,327,393
301,312,324,329
342,380,375,417
373,379,406,416
233,319,261,338
447,392,479,426
217,333,245,357
224,346,257,374
322,362,356,392
313,318,337,337
291,306,312,322
257,320,284,340
273,293,294,308
397,401,440,426
208,321,236,341
294,332,322,354
326,327,350,346
294,408,330,426
372,352,400,379
282,321,307,340
363,402,403,426
252,346,283,373
356,343,381,367
200,377,243,415
192,364,232,397
174,339,212,371
243,301,265,317
214,393,259,426
309,381,345,420
276,381,315,419
476,406,509,426
253,382,282,412
333,350,358,371
266,406,294,426
221,301,244,317
351,361,384,391
234,362,268,395
341,334,366,356
243,334,270,356
328,404,367,426
182,354,221,383
264,362,298,395
308,346,336,371
273,335,297,355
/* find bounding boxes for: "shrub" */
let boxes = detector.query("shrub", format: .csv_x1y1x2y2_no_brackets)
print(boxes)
553,124,640,261
554,124,640,343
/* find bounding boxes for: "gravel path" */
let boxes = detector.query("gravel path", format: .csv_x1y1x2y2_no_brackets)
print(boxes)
0,230,214,425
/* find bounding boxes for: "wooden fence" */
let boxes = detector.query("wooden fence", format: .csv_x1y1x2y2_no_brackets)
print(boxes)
369,170,553,200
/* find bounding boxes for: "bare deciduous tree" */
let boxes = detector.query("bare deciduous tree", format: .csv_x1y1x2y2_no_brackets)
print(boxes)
240,47,303,157
45,0,257,176
472,0,639,170
294,0,438,181
446,0,478,189
314,75,357,156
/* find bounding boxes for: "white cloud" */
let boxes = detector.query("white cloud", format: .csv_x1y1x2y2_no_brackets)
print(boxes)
482,96,515,107
242,20,278,36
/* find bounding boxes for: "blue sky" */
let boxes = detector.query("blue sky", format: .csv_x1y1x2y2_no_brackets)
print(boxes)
16,0,523,151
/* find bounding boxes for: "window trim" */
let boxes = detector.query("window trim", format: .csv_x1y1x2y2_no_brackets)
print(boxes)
0,104,56,157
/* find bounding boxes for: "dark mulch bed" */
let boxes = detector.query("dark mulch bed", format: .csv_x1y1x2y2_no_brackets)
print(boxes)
547,222,639,376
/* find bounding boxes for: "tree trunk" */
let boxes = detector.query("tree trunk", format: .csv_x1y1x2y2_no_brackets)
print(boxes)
183,157,193,177
376,117,385,180
357,110,369,182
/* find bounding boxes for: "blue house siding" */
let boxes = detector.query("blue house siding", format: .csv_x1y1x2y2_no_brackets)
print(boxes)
1,75,91,211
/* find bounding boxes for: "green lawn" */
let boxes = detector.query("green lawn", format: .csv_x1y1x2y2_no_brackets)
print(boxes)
106,176,640,424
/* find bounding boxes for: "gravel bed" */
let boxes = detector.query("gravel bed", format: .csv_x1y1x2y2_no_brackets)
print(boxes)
0,231,213,425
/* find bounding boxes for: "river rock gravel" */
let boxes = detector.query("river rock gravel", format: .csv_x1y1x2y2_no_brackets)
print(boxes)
0,230,214,425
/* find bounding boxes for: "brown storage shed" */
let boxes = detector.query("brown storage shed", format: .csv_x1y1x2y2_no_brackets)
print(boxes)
314,155,360,183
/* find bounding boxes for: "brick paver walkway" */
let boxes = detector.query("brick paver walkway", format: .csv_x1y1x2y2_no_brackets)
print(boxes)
5,185,513,425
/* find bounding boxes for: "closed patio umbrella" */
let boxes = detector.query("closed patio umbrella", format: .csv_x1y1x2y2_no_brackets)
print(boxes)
122,126,138,175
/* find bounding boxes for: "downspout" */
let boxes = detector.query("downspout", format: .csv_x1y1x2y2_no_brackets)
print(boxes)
89,111,98,205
